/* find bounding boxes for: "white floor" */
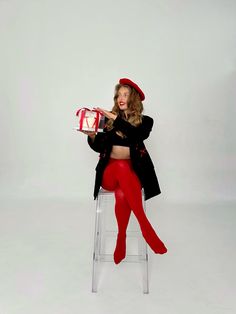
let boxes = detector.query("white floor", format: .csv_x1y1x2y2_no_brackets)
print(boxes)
0,197,235,314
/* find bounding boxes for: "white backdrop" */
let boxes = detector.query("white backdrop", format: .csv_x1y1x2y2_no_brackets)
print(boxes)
0,0,236,204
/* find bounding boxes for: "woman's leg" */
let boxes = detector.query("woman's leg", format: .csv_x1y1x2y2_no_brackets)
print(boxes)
102,161,132,264
105,160,167,254
113,188,131,264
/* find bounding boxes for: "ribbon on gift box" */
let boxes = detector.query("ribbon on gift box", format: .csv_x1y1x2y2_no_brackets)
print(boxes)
76,107,102,131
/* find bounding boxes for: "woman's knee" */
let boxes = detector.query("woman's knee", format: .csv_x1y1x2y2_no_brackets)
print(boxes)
101,179,117,191
101,164,117,191
115,187,126,201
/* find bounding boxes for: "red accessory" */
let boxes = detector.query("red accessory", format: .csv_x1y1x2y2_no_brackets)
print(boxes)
119,78,145,101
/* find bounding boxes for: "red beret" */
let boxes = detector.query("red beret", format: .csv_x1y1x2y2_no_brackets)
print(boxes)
119,78,145,101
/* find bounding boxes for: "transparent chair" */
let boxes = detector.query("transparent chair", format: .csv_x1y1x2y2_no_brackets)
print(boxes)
92,188,149,293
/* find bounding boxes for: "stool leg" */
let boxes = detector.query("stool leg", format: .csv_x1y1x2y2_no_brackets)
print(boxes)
141,193,149,294
92,195,102,293
141,239,149,294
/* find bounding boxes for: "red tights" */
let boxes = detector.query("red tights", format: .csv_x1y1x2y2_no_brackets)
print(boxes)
102,158,167,264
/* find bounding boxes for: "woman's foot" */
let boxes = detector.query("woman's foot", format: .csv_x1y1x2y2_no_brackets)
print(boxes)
141,226,167,254
144,234,167,254
114,234,126,264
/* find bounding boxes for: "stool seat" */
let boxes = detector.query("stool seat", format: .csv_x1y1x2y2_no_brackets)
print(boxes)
92,188,149,293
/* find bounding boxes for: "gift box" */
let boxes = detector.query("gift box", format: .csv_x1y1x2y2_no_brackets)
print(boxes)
75,107,105,132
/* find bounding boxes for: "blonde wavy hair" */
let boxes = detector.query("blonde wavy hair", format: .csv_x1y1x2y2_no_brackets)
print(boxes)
106,84,144,134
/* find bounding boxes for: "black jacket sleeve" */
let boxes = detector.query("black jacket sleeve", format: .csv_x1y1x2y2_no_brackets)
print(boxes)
112,115,153,141
87,132,108,153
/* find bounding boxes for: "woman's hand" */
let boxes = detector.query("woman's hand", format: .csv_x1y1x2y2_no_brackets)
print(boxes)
80,130,96,140
95,107,117,120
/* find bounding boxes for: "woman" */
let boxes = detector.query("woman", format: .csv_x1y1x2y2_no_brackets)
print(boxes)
83,78,167,264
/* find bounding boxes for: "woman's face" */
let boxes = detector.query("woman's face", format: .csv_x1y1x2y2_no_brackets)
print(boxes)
117,87,130,111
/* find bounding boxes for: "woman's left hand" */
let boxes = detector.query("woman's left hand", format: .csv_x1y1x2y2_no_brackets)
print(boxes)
95,107,117,120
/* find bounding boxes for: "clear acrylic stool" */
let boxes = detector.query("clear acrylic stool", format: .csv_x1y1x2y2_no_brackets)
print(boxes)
92,188,149,294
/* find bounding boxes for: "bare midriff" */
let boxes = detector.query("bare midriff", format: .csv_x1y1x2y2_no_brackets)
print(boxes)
110,145,130,159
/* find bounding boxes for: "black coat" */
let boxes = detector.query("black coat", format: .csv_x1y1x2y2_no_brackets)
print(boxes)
87,115,161,200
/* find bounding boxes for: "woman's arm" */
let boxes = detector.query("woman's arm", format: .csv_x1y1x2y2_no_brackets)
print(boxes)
95,107,153,141
113,115,154,141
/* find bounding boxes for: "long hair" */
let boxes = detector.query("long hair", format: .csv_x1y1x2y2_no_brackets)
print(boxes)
106,84,144,133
